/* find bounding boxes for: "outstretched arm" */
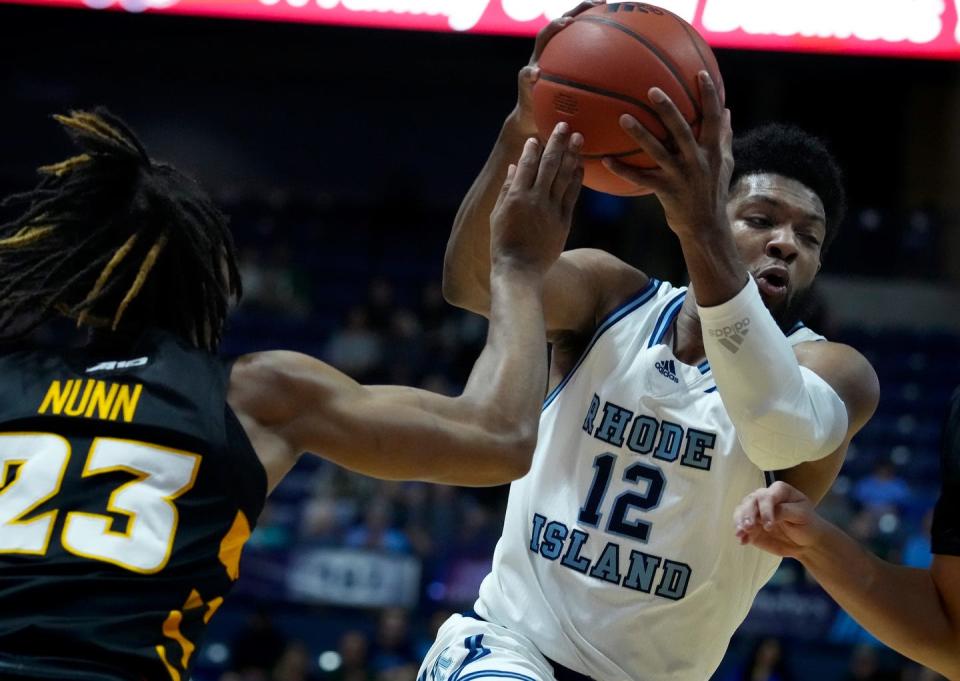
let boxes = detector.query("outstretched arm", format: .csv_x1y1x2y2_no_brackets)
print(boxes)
231,125,583,489
734,481,960,679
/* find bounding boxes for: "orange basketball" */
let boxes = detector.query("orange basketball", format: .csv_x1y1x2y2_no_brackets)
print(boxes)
532,2,725,196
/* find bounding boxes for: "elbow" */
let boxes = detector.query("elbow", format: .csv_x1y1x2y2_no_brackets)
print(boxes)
507,427,538,476
484,427,536,484
442,257,490,316
734,389,848,471
441,257,474,310
441,265,464,307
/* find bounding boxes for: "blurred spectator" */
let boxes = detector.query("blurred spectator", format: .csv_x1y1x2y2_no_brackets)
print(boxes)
419,373,457,397
321,630,373,681
248,502,295,552
382,308,426,384
365,279,396,334
375,664,418,681
852,462,911,515
841,645,897,681
901,509,934,569
239,245,312,318
396,483,436,559
722,638,793,681
369,608,418,675
273,641,320,681
300,497,345,548
344,500,411,554
228,609,287,678
324,307,383,381
418,282,448,335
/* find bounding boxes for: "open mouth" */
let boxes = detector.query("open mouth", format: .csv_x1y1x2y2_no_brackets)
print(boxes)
755,271,788,298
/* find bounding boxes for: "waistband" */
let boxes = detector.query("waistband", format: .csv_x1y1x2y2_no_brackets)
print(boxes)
461,610,597,681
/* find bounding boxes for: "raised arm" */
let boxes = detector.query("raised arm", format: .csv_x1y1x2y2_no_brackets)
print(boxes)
230,125,583,490
444,1,647,336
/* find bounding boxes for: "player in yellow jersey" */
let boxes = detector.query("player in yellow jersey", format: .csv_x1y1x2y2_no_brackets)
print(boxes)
0,109,582,681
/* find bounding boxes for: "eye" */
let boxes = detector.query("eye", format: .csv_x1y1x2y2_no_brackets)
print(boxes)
801,233,822,247
745,215,772,228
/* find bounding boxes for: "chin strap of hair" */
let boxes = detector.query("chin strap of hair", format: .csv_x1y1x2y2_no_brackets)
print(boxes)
698,276,848,471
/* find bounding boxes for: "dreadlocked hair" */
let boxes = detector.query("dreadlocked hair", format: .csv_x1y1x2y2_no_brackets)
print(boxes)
0,108,241,351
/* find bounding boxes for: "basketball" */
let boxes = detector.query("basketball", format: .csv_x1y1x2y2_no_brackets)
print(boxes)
532,2,725,196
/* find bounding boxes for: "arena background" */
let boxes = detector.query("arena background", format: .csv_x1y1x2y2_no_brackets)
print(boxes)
1,2,959,679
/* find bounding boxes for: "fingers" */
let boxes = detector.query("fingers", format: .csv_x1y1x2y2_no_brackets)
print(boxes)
735,483,808,530
696,71,724,146
517,65,541,102
531,0,603,62
616,114,672,168
535,122,573,194
736,525,759,546
768,480,805,504
553,131,583,200
765,481,813,524
531,16,571,62
513,137,542,190
493,163,518,214
506,123,581,222
560,166,584,223
757,492,778,530
734,493,762,533
775,500,812,524
563,0,604,18
602,156,663,192
647,87,698,155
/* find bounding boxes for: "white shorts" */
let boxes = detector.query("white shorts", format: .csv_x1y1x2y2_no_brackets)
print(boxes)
417,614,558,681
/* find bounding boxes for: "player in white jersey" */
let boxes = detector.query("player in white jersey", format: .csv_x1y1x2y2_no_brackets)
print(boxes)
419,6,880,681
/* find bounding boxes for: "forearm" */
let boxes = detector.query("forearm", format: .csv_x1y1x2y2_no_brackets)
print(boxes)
460,261,547,450
677,227,747,308
694,267,848,469
444,113,530,313
798,523,960,678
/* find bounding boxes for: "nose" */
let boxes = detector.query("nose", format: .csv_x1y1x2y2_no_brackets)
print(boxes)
765,227,799,263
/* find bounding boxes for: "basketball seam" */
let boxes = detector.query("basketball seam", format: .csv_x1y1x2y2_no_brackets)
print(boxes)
539,72,660,120
581,147,648,160
575,15,701,119
675,17,713,80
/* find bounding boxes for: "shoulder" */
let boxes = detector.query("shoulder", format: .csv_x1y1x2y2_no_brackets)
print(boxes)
793,340,880,429
559,248,651,325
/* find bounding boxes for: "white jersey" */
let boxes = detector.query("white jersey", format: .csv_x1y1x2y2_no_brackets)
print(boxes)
475,279,825,681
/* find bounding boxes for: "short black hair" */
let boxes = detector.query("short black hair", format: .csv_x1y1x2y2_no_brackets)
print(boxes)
731,123,846,255
0,108,241,350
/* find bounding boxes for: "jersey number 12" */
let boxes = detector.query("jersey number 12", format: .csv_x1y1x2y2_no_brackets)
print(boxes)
579,453,665,542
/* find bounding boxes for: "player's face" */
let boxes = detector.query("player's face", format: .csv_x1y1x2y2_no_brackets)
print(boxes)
727,174,826,326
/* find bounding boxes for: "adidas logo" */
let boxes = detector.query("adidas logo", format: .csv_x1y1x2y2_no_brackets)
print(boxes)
708,317,751,354
655,359,679,383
